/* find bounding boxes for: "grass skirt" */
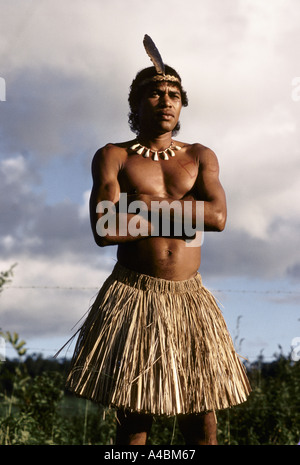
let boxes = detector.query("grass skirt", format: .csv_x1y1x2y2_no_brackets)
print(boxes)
65,263,251,416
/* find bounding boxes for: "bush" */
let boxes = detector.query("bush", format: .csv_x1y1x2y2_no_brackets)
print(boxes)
1,331,300,444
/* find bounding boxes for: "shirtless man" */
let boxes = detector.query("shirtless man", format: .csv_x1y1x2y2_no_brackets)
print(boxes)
65,45,250,445
89,66,226,445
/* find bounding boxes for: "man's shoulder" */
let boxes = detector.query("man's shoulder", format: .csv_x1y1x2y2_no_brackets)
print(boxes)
92,141,135,166
94,140,134,156
180,141,217,161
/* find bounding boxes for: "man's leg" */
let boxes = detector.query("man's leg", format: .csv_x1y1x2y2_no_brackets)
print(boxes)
177,412,218,445
115,409,153,445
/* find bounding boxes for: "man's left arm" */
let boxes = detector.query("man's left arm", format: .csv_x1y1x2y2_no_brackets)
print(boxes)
133,146,227,232
190,145,227,231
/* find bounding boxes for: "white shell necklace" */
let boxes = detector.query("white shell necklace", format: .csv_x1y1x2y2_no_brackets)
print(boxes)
129,140,181,161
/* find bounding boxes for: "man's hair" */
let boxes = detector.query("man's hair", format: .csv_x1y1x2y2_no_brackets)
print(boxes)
128,65,188,135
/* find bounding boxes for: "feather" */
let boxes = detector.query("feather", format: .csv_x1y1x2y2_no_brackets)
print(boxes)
143,34,165,75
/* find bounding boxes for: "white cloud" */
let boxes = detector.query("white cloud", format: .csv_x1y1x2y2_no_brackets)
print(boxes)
0,256,109,339
1,0,300,353
0,154,27,183
78,190,91,220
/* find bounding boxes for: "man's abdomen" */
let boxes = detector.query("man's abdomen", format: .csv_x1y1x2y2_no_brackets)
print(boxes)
117,237,201,280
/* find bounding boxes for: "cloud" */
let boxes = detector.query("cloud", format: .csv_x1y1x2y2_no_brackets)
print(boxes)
287,263,300,281
1,0,300,350
0,153,99,262
1,70,123,161
0,255,115,340
202,217,300,281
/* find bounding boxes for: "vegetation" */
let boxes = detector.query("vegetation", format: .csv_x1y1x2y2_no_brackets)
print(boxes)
1,267,299,445
0,333,299,445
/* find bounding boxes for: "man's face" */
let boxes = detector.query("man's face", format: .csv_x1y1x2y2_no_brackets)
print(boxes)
138,82,182,135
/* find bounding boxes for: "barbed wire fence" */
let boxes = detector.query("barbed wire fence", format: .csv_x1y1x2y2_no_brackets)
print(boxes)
1,283,300,360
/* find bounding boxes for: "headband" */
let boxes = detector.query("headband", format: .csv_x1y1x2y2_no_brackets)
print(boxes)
141,35,181,86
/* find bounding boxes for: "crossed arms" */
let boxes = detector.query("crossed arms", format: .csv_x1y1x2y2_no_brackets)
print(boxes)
89,144,227,247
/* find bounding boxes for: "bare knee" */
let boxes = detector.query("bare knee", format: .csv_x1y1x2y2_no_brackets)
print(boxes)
178,412,218,445
115,409,153,445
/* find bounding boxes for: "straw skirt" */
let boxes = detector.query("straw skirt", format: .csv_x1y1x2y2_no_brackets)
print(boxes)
66,263,251,416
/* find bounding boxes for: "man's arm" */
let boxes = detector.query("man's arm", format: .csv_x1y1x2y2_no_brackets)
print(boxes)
192,145,227,231
89,144,153,247
130,145,227,232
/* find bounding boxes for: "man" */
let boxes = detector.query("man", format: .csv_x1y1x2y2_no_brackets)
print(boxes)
65,37,251,445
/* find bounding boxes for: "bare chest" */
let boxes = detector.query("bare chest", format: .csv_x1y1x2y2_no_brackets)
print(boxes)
118,152,198,198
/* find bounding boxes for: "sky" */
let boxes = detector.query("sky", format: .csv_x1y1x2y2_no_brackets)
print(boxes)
0,0,300,363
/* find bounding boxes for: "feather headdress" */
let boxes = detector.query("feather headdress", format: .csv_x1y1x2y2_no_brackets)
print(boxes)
142,34,180,85
143,34,165,75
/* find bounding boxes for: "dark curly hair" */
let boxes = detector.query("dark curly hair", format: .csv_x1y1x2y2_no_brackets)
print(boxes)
128,65,188,135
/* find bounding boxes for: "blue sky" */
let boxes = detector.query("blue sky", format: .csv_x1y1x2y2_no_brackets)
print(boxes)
1,0,300,362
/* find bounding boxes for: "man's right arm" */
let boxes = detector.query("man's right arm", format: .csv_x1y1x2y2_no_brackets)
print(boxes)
89,145,152,247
